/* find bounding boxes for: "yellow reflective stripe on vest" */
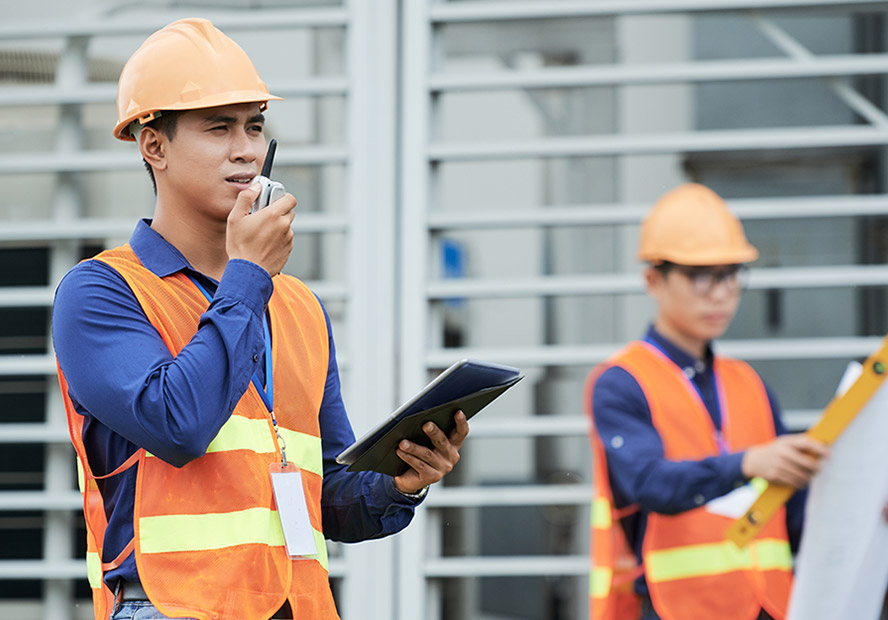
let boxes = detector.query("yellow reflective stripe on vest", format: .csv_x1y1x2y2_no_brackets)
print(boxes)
646,538,791,583
143,417,323,478
139,507,329,571
311,527,329,569
76,458,85,493
205,415,276,455
278,427,323,477
590,566,612,598
591,498,611,529
86,550,102,589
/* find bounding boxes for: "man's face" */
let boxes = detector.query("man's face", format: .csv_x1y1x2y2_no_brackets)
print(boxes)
158,102,268,220
647,263,744,347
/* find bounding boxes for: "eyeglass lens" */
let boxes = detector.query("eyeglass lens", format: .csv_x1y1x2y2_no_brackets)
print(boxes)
688,265,744,294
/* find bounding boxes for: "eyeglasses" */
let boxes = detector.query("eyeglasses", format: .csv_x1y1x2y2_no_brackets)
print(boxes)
658,263,748,296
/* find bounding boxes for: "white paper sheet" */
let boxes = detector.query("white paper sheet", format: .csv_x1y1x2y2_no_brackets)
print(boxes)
787,362,888,620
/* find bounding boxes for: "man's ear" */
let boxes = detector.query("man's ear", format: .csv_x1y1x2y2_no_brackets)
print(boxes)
139,127,167,172
644,265,662,297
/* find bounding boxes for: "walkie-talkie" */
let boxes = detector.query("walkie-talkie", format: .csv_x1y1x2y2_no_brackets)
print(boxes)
251,139,286,213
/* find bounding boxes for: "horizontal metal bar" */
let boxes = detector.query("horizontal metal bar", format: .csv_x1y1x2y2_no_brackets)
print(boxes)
0,280,346,310
428,126,888,162
0,355,57,376
463,410,817,438
14,194,877,241
0,77,349,108
750,265,888,289
785,409,821,430
11,264,884,310
426,265,888,300
430,54,888,92
424,555,589,578
0,287,54,307
0,214,348,243
428,484,592,508
0,559,86,580
0,491,82,511
427,194,888,229
429,0,886,22
425,336,884,368
0,8,349,40
0,424,70,444
0,146,348,175
21,147,347,175
0,218,134,241
468,415,588,438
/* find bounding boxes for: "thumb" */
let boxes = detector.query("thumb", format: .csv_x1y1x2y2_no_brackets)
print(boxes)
230,182,262,221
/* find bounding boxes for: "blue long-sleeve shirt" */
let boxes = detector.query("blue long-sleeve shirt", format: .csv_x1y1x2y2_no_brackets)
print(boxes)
52,219,422,587
592,326,806,595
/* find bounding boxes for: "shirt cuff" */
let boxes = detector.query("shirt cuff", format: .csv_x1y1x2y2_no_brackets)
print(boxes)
385,477,428,505
725,451,748,486
215,259,273,317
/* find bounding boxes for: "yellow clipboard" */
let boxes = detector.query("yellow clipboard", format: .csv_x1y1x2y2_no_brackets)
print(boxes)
725,336,888,548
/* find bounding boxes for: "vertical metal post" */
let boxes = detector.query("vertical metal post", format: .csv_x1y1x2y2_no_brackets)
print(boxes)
341,0,400,617
44,33,89,620
398,0,435,617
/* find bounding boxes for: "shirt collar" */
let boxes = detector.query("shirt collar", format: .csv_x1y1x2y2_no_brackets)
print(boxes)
129,218,199,279
644,324,714,373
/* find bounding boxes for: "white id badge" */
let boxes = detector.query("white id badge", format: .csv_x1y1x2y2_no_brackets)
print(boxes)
269,463,318,558
705,479,765,520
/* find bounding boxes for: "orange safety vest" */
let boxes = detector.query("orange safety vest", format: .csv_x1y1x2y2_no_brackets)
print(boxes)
585,341,793,620
58,245,340,620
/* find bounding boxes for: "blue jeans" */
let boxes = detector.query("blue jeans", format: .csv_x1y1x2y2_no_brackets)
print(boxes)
109,601,197,620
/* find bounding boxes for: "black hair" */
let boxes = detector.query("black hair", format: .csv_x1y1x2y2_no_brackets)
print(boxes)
139,110,182,194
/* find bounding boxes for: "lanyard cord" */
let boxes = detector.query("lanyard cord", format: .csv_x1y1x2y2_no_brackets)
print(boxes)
186,274,288,466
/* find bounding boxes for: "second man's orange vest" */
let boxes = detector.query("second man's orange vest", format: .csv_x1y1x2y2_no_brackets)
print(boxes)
585,341,793,620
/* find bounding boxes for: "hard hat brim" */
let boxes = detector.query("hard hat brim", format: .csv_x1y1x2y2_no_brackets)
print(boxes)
638,245,759,266
114,91,284,141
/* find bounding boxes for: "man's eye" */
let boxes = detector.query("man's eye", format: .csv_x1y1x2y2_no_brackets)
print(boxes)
249,125,264,133
209,125,227,132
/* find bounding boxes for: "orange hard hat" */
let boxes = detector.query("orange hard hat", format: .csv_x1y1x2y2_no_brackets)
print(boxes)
637,183,758,265
114,18,282,141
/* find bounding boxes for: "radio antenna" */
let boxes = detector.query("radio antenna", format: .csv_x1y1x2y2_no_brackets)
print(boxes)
261,139,277,178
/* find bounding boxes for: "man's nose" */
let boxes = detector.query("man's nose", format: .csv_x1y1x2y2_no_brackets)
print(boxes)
230,129,258,162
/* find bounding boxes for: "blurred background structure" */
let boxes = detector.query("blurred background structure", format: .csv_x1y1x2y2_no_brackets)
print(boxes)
0,0,887,618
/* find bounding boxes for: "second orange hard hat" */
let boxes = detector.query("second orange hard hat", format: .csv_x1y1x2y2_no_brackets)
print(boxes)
114,18,282,141
637,183,759,266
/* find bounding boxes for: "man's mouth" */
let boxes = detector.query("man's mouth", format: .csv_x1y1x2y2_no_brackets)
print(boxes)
226,176,256,189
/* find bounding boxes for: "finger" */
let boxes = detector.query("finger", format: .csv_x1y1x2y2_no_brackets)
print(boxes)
424,423,463,467
449,410,469,445
268,192,297,215
423,422,452,451
785,447,822,474
402,437,455,474
781,460,817,488
231,182,262,220
396,447,443,482
400,438,437,464
787,434,829,456
800,438,830,459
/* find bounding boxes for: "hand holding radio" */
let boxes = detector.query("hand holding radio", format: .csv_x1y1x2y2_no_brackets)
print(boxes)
227,139,296,277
